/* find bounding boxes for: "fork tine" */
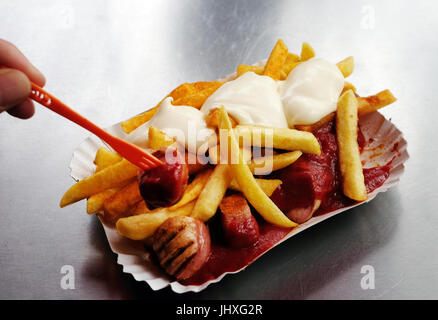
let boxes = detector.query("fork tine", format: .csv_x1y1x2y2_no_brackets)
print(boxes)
143,152,162,166
140,157,154,168
138,162,151,170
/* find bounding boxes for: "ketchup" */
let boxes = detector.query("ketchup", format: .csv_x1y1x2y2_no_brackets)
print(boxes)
183,119,392,286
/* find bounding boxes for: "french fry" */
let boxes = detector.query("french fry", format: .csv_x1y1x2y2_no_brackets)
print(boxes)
191,164,233,222
148,126,176,150
87,188,119,214
229,178,282,197
357,89,397,116
249,151,302,175
120,81,219,134
172,82,223,109
169,169,213,211
300,42,315,61
116,202,195,240
234,125,321,155
94,147,122,172
205,108,238,128
120,106,160,134
169,82,198,98
280,52,301,80
103,180,143,223
336,90,367,201
292,89,396,132
132,200,150,215
219,107,297,228
237,65,264,77
87,148,127,214
60,159,139,207
208,144,220,165
264,39,288,80
209,143,252,165
337,56,354,78
280,62,301,80
193,81,223,91
342,81,356,94
148,126,207,173
295,112,336,132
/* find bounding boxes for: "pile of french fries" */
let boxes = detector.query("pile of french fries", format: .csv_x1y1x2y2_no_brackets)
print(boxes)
60,40,397,241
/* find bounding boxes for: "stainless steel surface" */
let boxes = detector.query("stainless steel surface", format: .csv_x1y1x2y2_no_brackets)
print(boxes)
0,0,436,299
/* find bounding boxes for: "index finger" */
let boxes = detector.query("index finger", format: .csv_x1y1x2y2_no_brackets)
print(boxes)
0,39,46,87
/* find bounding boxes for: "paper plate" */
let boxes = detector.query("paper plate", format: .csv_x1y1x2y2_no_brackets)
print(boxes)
68,64,408,293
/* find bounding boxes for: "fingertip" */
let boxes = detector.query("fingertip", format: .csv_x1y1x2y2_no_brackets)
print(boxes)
6,98,35,119
29,66,46,87
0,39,46,87
0,68,31,107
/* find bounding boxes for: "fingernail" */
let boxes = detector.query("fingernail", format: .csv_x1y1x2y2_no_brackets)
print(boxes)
0,68,31,107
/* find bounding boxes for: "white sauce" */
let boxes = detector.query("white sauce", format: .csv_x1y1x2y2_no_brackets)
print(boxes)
128,97,215,153
280,58,344,126
200,72,289,128
128,58,344,152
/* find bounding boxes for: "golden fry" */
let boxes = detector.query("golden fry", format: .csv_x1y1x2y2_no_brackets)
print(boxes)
94,147,122,172
205,108,238,128
169,169,213,211
148,126,176,150
237,65,264,77
336,90,367,201
103,180,143,223
342,81,357,94
280,52,301,80
172,82,223,109
337,56,354,78
264,39,288,80
192,81,223,91
229,178,282,197
169,83,197,99
87,188,119,214
300,42,315,61
357,90,397,116
60,159,139,207
120,81,220,133
120,106,160,134
234,125,321,154
295,112,336,132
249,151,302,175
116,202,195,240
132,200,151,215
191,164,233,222
219,107,297,228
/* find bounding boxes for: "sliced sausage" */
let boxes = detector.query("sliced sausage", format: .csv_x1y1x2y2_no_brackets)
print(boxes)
271,156,334,224
152,216,211,280
138,148,188,209
220,194,260,248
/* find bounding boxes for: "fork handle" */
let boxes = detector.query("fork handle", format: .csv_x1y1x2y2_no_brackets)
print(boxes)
29,83,114,143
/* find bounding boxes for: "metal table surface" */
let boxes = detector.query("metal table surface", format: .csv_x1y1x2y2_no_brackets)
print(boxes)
0,0,437,300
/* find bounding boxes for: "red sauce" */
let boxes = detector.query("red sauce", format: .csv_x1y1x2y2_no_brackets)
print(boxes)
183,119,392,286
182,222,290,286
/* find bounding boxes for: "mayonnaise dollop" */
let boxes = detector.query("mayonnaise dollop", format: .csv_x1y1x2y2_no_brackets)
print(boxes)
280,58,344,126
128,97,215,153
128,58,343,153
200,72,289,128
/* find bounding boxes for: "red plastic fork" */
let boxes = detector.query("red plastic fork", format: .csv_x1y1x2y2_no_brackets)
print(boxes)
29,82,163,171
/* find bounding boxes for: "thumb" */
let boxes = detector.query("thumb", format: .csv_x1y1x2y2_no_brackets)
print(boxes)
0,68,31,111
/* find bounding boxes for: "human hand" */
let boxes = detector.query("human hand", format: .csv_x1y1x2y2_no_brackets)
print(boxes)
0,39,46,119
